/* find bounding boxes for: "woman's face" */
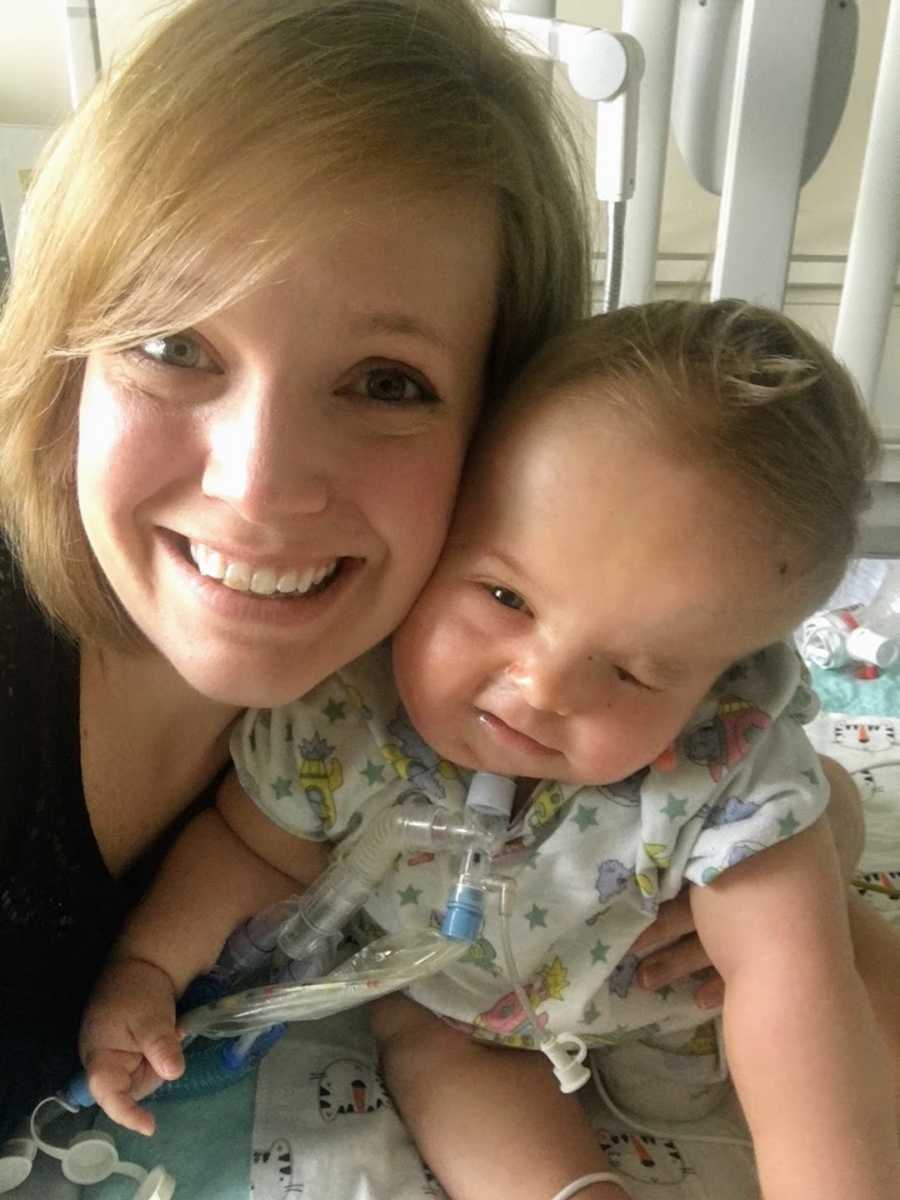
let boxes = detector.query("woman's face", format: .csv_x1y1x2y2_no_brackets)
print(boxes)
76,187,500,707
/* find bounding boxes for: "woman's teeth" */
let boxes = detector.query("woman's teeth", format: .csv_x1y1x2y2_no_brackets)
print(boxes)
188,543,339,597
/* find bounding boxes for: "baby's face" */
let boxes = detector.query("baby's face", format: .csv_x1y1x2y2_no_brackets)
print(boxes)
392,388,800,786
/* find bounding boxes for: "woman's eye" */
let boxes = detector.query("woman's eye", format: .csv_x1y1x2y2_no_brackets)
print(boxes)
361,366,437,407
488,586,528,612
135,333,215,371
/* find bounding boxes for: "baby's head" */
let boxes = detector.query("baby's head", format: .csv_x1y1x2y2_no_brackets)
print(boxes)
393,299,879,786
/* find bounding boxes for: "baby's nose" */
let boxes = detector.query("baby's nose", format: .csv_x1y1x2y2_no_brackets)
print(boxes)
515,655,601,717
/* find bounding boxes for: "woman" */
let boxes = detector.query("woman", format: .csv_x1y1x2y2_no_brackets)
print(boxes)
0,0,591,1134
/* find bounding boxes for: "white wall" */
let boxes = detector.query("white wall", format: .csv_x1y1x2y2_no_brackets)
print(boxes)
0,1,70,127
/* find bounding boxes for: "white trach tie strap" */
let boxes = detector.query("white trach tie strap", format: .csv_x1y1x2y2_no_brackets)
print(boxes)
550,1171,633,1199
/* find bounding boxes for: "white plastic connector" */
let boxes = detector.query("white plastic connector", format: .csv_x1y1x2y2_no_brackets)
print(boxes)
60,1132,121,1184
135,1165,177,1200
25,1097,176,1198
0,1138,35,1193
466,772,515,820
540,1031,591,1094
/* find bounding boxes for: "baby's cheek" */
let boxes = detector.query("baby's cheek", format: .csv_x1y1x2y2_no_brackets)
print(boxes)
576,706,688,785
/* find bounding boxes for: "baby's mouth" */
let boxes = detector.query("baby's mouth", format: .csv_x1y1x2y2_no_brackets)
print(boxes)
186,540,344,598
476,708,557,756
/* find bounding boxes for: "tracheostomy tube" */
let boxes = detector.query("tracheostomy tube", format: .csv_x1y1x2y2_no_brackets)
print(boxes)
181,773,517,1041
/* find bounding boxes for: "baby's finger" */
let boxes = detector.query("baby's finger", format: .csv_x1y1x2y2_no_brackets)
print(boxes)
133,1022,185,1083
630,891,695,955
85,1054,157,1137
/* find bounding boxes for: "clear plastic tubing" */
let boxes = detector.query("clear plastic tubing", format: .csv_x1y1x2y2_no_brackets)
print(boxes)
276,799,485,962
179,929,468,1038
182,773,517,1039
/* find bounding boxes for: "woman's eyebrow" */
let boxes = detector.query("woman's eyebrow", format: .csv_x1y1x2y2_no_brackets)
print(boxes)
350,311,451,353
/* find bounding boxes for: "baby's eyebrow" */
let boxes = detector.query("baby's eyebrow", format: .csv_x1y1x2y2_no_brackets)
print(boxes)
639,655,691,687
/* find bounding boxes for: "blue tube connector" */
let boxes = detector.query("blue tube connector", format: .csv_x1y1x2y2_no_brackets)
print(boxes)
59,1073,95,1110
440,883,485,943
154,1024,287,1101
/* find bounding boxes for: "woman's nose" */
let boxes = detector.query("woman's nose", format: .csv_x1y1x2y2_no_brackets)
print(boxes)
202,386,332,523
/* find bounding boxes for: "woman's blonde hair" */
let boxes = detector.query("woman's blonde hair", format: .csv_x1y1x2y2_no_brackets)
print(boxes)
0,0,591,643
512,299,881,611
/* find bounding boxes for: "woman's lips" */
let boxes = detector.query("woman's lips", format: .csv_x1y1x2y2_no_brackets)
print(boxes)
158,528,361,628
475,708,558,758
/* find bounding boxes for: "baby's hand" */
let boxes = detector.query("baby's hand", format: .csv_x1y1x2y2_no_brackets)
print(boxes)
79,956,185,1136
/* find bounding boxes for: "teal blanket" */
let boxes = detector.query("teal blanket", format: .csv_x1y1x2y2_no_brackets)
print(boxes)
810,661,900,717
85,1074,256,1199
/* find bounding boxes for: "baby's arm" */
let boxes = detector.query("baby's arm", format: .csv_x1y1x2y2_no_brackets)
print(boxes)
691,817,900,1198
80,770,330,1134
634,753,864,1005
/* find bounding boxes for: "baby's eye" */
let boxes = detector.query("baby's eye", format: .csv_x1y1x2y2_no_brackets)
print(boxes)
615,666,652,690
135,333,216,371
361,366,437,407
488,586,528,612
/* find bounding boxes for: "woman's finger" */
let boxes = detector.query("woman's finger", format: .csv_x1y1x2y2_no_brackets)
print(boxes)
636,933,716,991
630,891,695,955
693,972,725,1011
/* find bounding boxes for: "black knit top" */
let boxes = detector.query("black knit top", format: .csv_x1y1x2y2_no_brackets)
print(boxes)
0,536,221,1135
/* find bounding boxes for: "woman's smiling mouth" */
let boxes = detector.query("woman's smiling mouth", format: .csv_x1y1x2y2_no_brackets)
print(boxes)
187,541,343,598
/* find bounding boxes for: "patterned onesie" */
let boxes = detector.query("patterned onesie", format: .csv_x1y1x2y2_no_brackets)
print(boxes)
232,640,826,1052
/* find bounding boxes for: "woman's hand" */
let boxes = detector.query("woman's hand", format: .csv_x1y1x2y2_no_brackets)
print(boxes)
630,891,725,1009
632,756,864,1008
78,956,184,1136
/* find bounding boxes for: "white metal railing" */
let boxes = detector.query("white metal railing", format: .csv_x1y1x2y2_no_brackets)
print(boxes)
833,0,900,409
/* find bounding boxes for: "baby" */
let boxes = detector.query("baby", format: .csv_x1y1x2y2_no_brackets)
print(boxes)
82,300,897,1200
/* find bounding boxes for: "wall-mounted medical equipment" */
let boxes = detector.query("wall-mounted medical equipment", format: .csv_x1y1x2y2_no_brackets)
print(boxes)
496,3,644,311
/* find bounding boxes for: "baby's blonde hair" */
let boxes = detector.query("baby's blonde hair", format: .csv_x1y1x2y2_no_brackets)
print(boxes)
511,299,880,611
0,0,591,644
